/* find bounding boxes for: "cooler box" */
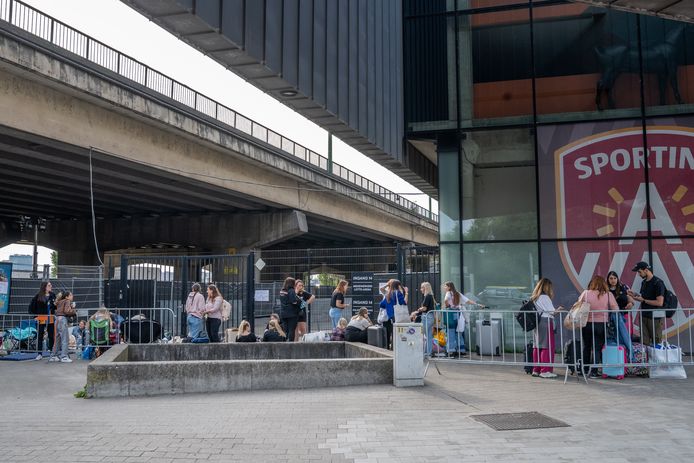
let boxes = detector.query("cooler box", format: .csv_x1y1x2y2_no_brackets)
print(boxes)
475,319,501,356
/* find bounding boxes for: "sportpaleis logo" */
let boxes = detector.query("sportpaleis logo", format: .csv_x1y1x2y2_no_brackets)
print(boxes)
555,126,694,336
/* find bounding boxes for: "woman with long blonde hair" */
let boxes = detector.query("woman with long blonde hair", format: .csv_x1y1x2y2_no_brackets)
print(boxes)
236,320,258,342
329,280,350,329
530,278,562,378
262,319,286,342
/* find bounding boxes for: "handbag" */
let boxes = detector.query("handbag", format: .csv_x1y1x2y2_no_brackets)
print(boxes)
391,290,409,323
377,308,388,324
563,293,591,330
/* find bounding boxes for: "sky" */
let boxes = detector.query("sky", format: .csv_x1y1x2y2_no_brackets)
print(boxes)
1,0,437,265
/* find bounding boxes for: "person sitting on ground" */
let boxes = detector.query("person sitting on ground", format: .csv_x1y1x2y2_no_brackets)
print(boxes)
344,307,372,343
71,320,89,350
331,318,348,341
264,313,281,331
262,319,287,342
236,320,258,343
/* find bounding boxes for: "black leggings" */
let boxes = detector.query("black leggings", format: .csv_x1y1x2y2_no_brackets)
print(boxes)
382,319,393,350
282,317,298,342
582,322,606,372
344,326,368,343
37,323,55,352
206,318,221,343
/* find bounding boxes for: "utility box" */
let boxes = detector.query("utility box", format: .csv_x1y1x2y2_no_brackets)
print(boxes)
393,323,424,387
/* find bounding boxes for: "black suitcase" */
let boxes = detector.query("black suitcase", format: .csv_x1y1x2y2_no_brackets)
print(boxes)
524,342,534,374
367,325,387,349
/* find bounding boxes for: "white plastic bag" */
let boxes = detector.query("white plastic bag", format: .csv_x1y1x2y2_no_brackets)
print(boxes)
377,308,388,324
456,310,466,333
301,331,331,343
648,343,687,379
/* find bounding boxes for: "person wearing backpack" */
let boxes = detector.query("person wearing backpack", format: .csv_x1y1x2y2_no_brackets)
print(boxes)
203,284,223,343
185,283,206,341
628,261,666,346
530,278,563,378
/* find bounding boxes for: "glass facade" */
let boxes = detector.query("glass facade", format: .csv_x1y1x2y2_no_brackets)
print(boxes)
405,0,694,338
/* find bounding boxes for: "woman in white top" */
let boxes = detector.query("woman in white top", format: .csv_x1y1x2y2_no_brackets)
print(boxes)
344,307,372,343
530,278,563,378
443,281,483,358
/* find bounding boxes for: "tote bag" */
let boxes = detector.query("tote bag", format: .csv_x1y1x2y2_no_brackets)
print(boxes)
393,291,410,323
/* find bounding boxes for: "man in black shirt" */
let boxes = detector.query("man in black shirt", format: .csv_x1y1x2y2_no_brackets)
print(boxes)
628,261,665,346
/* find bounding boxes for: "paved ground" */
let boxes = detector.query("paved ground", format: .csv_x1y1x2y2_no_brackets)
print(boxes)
0,358,692,463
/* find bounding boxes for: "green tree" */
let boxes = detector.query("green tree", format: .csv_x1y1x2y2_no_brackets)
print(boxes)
50,251,58,278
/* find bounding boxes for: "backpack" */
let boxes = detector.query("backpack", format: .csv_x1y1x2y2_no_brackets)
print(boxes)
515,299,539,332
663,289,678,318
221,300,231,322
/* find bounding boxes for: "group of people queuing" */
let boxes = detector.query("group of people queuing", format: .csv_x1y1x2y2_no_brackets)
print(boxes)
528,260,668,379
408,281,484,357
27,282,118,362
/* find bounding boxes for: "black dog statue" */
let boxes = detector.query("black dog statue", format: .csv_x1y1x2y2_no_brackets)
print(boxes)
595,26,685,110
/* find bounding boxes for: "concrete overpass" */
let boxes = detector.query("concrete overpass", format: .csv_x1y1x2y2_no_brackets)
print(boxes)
0,10,438,265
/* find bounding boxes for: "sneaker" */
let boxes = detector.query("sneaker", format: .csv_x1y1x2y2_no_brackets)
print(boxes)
531,372,540,377
539,372,558,379
34,354,42,361
48,356,60,362
60,357,72,363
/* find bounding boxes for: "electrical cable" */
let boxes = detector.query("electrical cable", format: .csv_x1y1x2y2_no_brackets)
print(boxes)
88,148,104,266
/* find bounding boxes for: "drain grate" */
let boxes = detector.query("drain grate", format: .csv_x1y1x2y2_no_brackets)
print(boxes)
470,412,569,431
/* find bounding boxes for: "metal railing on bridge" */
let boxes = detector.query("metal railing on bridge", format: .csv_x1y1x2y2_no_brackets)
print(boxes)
0,0,437,222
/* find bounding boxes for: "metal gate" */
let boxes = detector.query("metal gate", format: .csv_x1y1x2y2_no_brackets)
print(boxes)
105,254,255,336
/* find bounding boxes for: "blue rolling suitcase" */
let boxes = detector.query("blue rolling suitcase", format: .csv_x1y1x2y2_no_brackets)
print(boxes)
602,343,626,380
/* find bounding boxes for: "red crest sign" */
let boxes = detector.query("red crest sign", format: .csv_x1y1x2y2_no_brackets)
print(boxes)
555,126,694,337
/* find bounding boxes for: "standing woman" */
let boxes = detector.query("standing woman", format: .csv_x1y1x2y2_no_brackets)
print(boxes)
279,277,301,341
203,284,223,342
442,281,482,358
606,271,634,314
581,275,619,377
411,282,436,356
530,278,562,378
185,283,206,340
294,279,315,341
28,281,56,360
329,280,350,329
51,291,76,363
379,279,408,349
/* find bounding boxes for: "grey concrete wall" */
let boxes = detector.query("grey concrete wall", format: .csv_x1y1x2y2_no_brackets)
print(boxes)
87,343,393,397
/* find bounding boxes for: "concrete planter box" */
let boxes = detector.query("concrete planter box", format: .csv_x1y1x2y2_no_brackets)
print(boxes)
87,342,393,398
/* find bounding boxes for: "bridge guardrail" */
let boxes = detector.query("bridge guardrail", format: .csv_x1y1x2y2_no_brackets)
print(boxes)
0,0,437,222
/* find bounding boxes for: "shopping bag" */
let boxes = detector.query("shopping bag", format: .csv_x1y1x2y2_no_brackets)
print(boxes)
377,308,389,324
648,343,687,379
394,303,410,323
301,331,331,342
456,310,466,333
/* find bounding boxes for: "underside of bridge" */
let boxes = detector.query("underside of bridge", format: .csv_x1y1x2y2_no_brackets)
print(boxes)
572,1,694,24
0,126,399,262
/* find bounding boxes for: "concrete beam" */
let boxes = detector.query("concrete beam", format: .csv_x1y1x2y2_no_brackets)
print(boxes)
0,30,438,247
46,211,309,264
